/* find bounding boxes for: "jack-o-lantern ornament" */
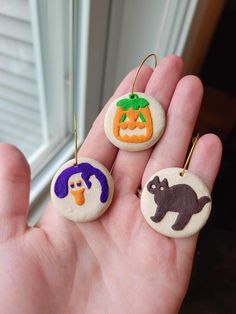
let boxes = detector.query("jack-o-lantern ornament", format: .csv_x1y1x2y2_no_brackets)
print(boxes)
104,92,165,151
113,94,153,143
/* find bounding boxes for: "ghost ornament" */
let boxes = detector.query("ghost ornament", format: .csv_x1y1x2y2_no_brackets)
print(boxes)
141,167,212,238
51,158,114,222
104,92,165,151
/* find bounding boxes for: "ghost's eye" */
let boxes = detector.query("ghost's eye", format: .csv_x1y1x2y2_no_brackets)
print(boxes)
159,186,164,191
151,184,156,189
70,183,75,189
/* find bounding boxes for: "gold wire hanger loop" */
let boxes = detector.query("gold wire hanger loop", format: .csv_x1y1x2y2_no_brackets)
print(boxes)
74,112,78,166
137,133,200,198
131,53,157,96
180,133,200,177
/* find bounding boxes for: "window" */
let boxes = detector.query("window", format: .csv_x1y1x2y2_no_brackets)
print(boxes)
0,0,201,221
0,0,74,178
29,0,109,206
0,0,47,163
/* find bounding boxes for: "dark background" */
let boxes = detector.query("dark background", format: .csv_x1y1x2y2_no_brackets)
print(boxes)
181,0,236,313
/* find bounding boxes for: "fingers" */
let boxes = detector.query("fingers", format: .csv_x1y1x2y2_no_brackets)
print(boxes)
145,55,184,111
112,55,183,193
143,75,203,185
141,74,205,270
0,144,30,241
175,134,222,267
78,66,153,170
188,134,222,191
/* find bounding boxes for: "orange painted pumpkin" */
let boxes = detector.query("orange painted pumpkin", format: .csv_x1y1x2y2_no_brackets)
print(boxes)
113,94,153,143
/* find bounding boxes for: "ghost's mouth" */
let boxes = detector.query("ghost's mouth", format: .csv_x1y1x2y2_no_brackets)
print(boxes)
119,127,146,137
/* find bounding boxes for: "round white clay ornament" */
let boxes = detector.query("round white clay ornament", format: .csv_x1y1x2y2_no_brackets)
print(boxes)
51,158,114,222
141,167,212,238
104,92,165,151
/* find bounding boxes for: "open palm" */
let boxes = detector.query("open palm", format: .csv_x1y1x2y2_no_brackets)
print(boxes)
0,55,222,314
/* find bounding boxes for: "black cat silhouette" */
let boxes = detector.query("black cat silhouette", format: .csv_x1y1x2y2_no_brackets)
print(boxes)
147,176,211,231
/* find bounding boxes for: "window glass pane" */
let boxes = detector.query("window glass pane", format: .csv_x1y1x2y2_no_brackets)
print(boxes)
0,0,43,158
0,0,73,177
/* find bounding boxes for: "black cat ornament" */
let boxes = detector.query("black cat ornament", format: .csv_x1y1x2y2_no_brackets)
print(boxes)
140,168,211,238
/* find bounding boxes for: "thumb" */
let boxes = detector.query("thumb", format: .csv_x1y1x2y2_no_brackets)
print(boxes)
0,144,30,242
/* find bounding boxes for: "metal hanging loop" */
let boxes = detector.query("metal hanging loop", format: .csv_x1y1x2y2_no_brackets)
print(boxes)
74,112,78,166
180,133,200,177
131,53,158,97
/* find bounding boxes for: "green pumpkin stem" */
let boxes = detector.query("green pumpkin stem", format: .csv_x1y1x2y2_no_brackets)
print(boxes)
116,94,149,111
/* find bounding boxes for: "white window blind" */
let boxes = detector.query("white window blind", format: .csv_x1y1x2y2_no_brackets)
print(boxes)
0,0,43,158
0,0,76,184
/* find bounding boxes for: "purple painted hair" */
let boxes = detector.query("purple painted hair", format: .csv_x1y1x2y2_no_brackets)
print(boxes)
54,162,109,203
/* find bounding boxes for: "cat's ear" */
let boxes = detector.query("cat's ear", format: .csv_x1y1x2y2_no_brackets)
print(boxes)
162,178,169,188
155,176,160,184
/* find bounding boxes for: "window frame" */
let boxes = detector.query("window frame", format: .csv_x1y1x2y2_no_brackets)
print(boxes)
29,0,111,213
28,0,73,177
29,0,202,223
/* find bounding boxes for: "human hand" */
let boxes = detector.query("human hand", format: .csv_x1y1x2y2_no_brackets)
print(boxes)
0,55,222,314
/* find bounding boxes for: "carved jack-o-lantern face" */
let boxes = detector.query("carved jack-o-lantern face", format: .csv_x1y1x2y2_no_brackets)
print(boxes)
104,92,165,151
113,94,153,143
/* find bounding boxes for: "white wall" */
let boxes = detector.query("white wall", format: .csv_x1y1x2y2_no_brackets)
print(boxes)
114,0,167,85
102,0,199,103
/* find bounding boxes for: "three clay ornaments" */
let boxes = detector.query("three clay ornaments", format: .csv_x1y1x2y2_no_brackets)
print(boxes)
51,54,212,239
104,54,165,151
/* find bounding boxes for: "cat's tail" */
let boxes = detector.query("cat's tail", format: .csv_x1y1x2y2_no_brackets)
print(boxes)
195,196,211,213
